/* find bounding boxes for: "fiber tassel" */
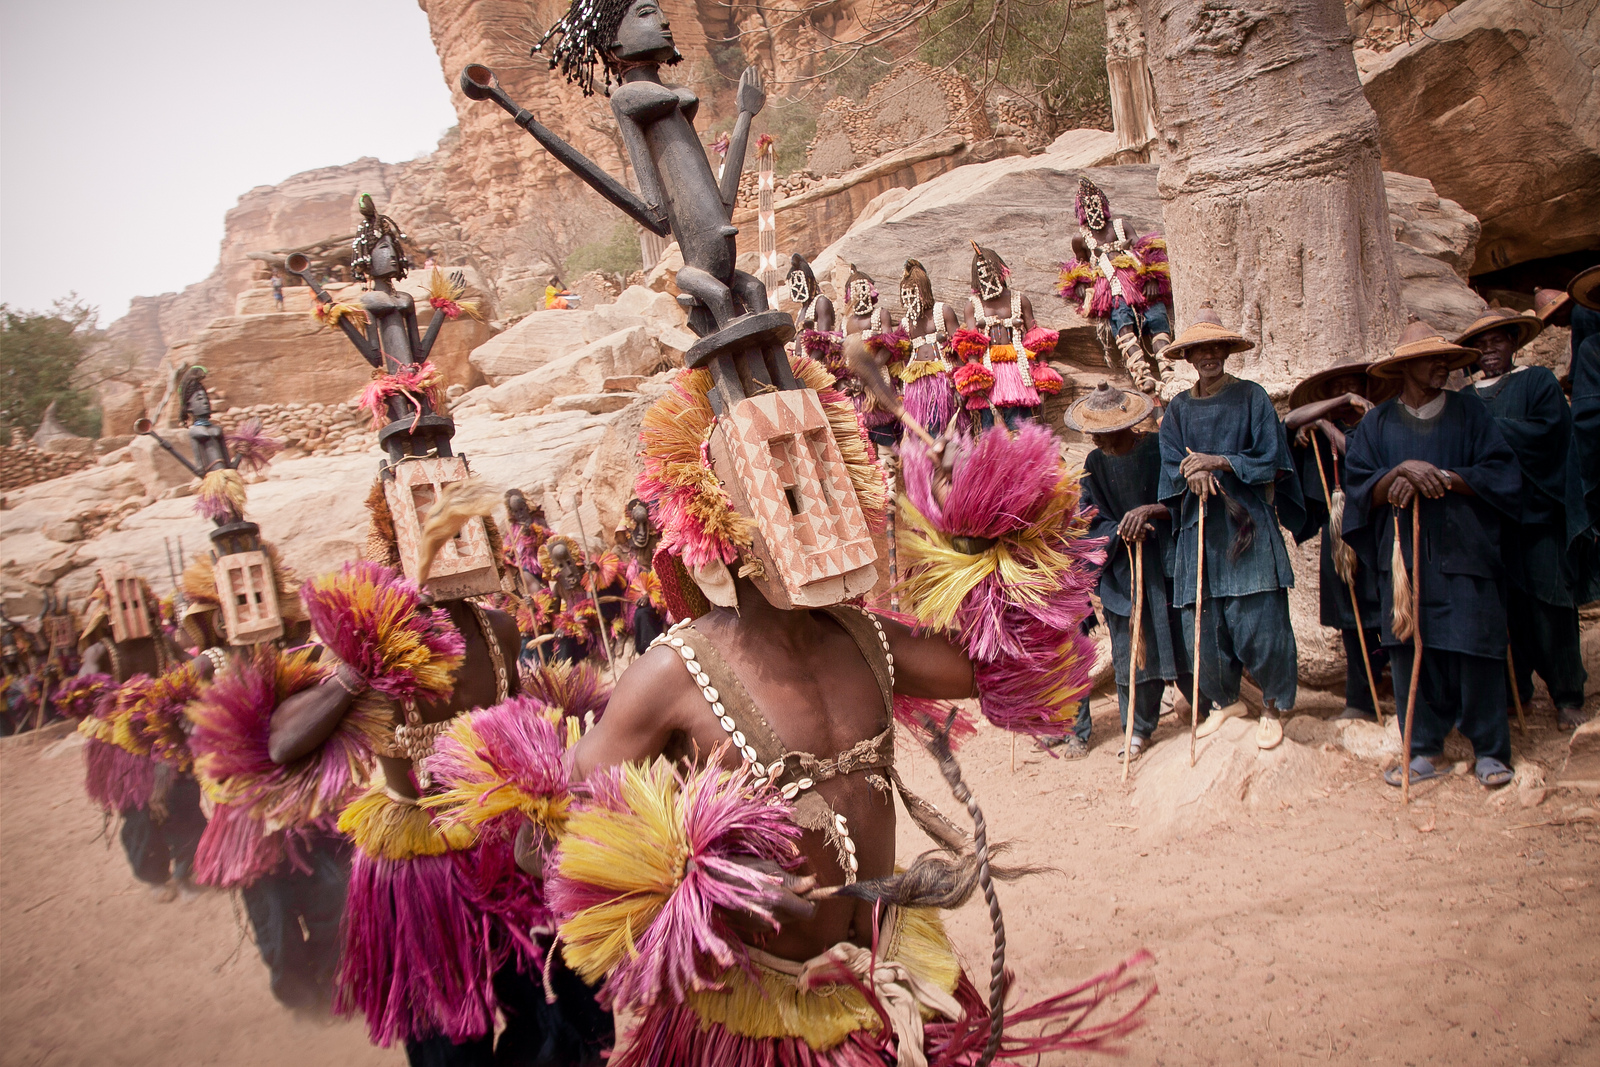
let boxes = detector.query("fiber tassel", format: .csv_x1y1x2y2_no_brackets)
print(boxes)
53,672,113,720
896,425,1105,739
518,658,611,721
82,736,155,813
357,360,447,429
299,561,464,703
426,267,483,321
1328,488,1357,585
225,419,283,474
192,802,288,889
195,468,247,522
548,751,802,1007
421,696,573,840
187,645,385,830
418,478,502,583
1217,489,1256,564
1390,509,1415,642
314,300,369,331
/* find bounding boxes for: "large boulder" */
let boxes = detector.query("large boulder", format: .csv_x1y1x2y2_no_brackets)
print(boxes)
458,327,661,416
815,139,1486,388
1360,0,1600,274
469,286,685,387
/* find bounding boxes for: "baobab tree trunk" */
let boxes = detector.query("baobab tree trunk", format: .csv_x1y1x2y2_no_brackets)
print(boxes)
1133,0,1406,396
1104,0,1161,163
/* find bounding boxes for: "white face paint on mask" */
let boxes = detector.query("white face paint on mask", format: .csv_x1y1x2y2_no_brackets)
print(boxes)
789,271,811,305
901,285,925,323
849,280,874,317
976,258,1004,301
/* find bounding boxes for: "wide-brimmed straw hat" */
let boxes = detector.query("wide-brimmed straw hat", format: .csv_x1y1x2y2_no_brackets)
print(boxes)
1163,308,1253,360
1065,381,1155,434
1369,320,1478,380
1287,361,1400,411
1533,287,1572,324
1570,265,1600,312
1455,306,1542,351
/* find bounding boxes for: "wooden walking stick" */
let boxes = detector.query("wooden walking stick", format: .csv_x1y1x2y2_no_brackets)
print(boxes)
1310,434,1384,726
1190,493,1206,768
1399,504,1423,806
1505,646,1528,735
1123,539,1145,783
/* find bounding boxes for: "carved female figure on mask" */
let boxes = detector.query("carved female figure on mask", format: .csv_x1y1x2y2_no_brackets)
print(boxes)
958,243,1063,430
897,259,962,435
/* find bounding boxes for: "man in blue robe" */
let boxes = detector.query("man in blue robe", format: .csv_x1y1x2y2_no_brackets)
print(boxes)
1561,269,1600,613
1344,321,1521,789
1284,363,1395,722
1458,307,1589,730
1065,383,1200,761
1158,310,1306,751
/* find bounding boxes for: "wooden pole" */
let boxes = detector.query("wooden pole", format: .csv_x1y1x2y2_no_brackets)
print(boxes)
1123,539,1144,782
1190,495,1206,768
1506,646,1528,735
1401,504,1423,806
1310,434,1383,726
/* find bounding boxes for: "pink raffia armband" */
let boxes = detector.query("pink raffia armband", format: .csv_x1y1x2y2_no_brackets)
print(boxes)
895,424,1107,739
547,753,802,1007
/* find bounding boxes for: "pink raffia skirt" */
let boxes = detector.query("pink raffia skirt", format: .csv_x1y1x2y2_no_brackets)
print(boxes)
903,369,962,436
986,346,1041,409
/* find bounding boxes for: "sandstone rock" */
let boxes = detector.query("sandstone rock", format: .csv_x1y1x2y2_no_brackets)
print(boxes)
1361,0,1600,274
1561,718,1600,787
1333,716,1404,762
470,308,596,385
129,435,196,498
645,243,684,296
549,393,641,415
1129,716,1337,842
43,521,83,544
468,328,659,415
1384,172,1479,277
603,376,646,393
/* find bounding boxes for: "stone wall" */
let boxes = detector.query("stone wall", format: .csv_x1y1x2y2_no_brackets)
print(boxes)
0,445,96,494
806,62,991,176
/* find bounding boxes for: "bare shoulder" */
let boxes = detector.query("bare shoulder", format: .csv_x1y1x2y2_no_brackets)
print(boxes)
571,642,700,778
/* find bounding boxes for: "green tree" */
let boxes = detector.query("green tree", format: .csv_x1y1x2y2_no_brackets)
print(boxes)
0,297,102,442
563,218,644,279
920,0,1109,133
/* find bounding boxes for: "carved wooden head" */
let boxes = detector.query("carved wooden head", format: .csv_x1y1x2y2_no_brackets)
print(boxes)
100,565,152,644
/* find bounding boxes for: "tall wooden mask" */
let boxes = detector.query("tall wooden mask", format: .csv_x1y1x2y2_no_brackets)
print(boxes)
100,565,152,643
213,550,284,645
709,388,878,609
382,455,501,600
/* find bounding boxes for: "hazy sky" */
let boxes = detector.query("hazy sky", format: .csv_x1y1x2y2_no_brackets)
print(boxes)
0,0,458,326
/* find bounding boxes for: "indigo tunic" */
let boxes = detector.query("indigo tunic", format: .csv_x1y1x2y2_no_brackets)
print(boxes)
1342,390,1521,658
1290,422,1383,631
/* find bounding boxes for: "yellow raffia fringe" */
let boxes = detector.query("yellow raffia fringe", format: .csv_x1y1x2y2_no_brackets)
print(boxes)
315,566,463,698
641,370,758,555
315,301,370,330
427,268,483,321
421,716,572,836
338,781,474,862
688,907,960,1047
199,469,247,518
894,471,1086,632
792,356,886,519
898,359,946,386
557,757,700,985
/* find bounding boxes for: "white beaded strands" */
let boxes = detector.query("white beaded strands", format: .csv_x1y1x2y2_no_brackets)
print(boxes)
650,610,898,885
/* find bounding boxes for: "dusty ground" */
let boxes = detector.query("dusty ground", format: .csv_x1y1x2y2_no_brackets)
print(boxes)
3,691,1596,1067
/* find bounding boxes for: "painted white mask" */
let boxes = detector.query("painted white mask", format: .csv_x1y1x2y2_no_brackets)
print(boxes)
901,285,925,323
976,258,1004,301
789,271,811,306
849,280,874,317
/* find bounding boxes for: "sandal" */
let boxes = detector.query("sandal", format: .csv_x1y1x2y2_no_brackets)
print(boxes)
1557,706,1590,731
1116,735,1149,762
1474,756,1513,788
1256,715,1284,751
1045,735,1090,760
1384,756,1440,787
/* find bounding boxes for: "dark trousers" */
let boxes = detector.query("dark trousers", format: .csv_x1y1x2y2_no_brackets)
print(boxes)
1341,627,1389,714
633,602,665,656
1181,591,1298,710
1506,588,1587,709
403,952,613,1067
1390,646,1512,765
119,773,206,885
241,838,349,1012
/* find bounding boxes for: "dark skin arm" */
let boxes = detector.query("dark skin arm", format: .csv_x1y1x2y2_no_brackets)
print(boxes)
1117,503,1171,544
1284,393,1371,436
78,642,110,678
813,295,836,334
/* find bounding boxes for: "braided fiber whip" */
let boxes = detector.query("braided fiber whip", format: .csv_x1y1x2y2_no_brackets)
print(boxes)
927,708,1005,1066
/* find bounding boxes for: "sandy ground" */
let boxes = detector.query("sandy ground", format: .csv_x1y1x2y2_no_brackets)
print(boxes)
3,691,1596,1067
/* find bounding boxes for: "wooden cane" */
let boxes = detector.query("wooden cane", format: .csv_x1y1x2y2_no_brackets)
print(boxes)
1401,503,1423,807
1123,539,1145,783
1505,646,1528,735
1191,493,1206,768
1310,434,1384,727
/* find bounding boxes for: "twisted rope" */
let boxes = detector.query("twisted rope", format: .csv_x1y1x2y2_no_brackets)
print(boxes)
925,708,1005,1066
